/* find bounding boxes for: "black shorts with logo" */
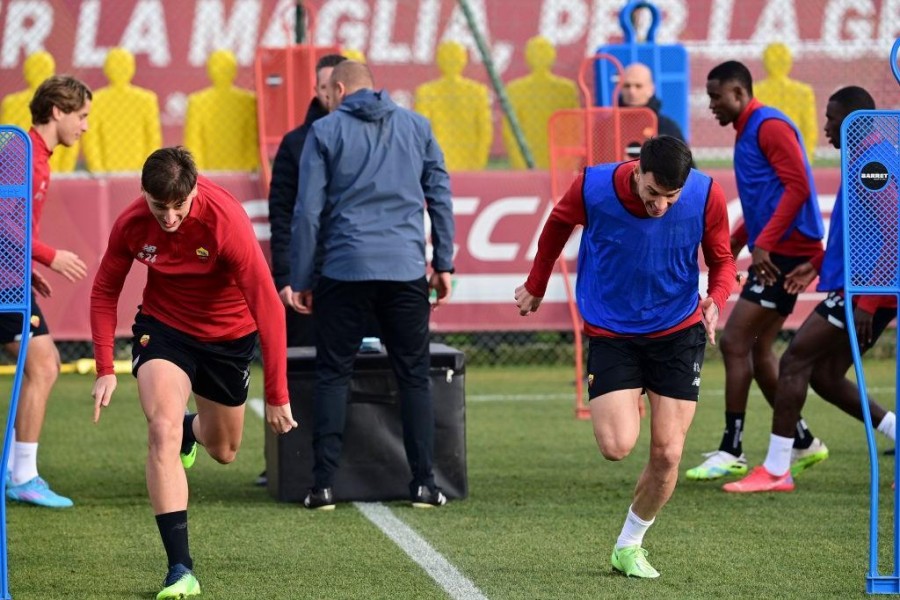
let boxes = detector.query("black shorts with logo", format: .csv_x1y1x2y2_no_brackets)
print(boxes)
814,291,897,343
131,312,257,407
587,322,707,401
0,294,49,344
740,253,814,317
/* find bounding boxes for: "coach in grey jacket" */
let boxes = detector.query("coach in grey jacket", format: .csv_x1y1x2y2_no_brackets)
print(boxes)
290,61,455,509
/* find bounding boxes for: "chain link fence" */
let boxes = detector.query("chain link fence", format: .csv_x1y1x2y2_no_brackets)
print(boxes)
1,1,899,367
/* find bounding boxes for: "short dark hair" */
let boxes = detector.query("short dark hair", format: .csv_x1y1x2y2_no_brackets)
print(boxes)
30,75,92,125
141,147,198,203
316,54,347,71
639,136,693,189
707,61,753,97
829,86,876,112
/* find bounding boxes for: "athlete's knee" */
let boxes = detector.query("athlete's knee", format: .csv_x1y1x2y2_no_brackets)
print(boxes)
718,331,747,357
778,348,815,381
205,439,241,464
25,348,60,387
595,433,634,461
649,443,683,472
146,419,181,456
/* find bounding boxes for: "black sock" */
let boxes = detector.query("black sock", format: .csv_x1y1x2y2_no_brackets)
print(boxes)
155,510,192,570
793,418,814,449
718,412,745,456
181,413,198,455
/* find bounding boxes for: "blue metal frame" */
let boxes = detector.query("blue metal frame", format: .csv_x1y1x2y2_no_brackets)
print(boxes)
0,125,33,600
842,40,900,592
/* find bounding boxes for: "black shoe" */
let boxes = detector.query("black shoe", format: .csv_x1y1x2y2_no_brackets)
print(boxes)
303,487,335,510
255,470,267,487
885,447,896,456
411,485,447,508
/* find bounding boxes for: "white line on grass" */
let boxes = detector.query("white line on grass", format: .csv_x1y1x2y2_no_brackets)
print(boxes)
354,502,488,600
246,397,488,600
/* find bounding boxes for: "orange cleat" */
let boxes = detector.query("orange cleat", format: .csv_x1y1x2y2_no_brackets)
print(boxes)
722,465,795,493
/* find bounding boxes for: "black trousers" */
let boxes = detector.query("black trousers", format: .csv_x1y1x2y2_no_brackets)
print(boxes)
312,276,434,494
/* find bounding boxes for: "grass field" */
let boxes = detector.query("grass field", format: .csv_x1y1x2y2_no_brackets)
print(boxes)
1,356,898,599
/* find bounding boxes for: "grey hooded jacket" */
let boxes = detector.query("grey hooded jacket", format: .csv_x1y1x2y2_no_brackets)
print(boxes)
290,88,454,291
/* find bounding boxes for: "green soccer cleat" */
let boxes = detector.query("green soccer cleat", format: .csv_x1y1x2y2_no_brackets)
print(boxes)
156,563,200,599
611,545,660,579
685,450,748,481
180,443,197,470
790,438,828,477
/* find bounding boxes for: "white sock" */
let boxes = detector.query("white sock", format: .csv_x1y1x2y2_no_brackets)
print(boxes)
11,442,38,486
878,411,896,442
5,428,15,475
762,434,794,477
616,505,655,549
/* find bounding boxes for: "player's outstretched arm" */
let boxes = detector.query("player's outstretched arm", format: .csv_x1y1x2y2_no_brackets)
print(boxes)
265,403,298,435
515,284,543,316
92,374,118,423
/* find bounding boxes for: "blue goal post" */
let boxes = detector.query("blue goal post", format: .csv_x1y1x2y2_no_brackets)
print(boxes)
0,125,33,600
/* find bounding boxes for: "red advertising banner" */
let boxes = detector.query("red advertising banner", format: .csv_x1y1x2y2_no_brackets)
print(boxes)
36,168,840,339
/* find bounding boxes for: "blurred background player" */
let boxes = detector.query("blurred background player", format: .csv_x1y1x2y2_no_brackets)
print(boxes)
515,136,735,578
0,75,91,508
724,86,897,492
688,61,826,482
90,147,297,598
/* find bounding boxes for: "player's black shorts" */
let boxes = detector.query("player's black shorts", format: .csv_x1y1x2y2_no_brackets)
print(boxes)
131,312,257,407
587,322,707,401
0,294,49,344
814,291,897,342
740,253,813,316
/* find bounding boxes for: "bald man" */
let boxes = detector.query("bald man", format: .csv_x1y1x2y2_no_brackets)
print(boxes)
619,63,688,152
290,61,455,510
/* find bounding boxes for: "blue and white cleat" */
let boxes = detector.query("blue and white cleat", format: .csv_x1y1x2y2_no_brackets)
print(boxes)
6,476,73,508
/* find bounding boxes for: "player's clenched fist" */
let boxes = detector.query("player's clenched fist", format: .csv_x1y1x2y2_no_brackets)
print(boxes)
515,283,543,316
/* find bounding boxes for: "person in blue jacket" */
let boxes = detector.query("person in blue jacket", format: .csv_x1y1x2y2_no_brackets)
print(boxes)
290,61,455,510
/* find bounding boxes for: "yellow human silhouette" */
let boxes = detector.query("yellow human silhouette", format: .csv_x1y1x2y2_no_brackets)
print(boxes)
0,51,79,172
414,41,491,171
755,42,818,161
184,49,259,171
81,48,161,172
342,48,366,63
502,36,579,169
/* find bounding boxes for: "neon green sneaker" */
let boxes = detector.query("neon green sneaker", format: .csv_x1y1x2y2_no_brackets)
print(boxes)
156,563,200,599
611,545,660,578
685,450,748,481
180,443,197,470
790,438,829,477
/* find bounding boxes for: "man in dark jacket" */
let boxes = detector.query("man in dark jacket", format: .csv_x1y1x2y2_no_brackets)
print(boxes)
618,62,691,161
268,53,346,347
291,61,455,510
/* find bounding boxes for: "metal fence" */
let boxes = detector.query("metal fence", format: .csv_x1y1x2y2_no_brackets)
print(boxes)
2,1,899,366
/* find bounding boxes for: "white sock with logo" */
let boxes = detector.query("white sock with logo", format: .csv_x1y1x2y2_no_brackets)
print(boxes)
5,428,15,475
762,434,794,477
11,442,38,486
616,505,655,549
878,411,896,441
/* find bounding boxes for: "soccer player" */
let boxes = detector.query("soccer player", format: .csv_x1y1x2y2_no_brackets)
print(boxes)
688,60,827,482
724,86,897,492
90,147,297,599
0,75,90,508
516,136,735,578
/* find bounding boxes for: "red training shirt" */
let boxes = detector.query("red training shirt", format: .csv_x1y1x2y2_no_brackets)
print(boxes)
28,128,57,266
525,161,736,338
90,176,289,406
